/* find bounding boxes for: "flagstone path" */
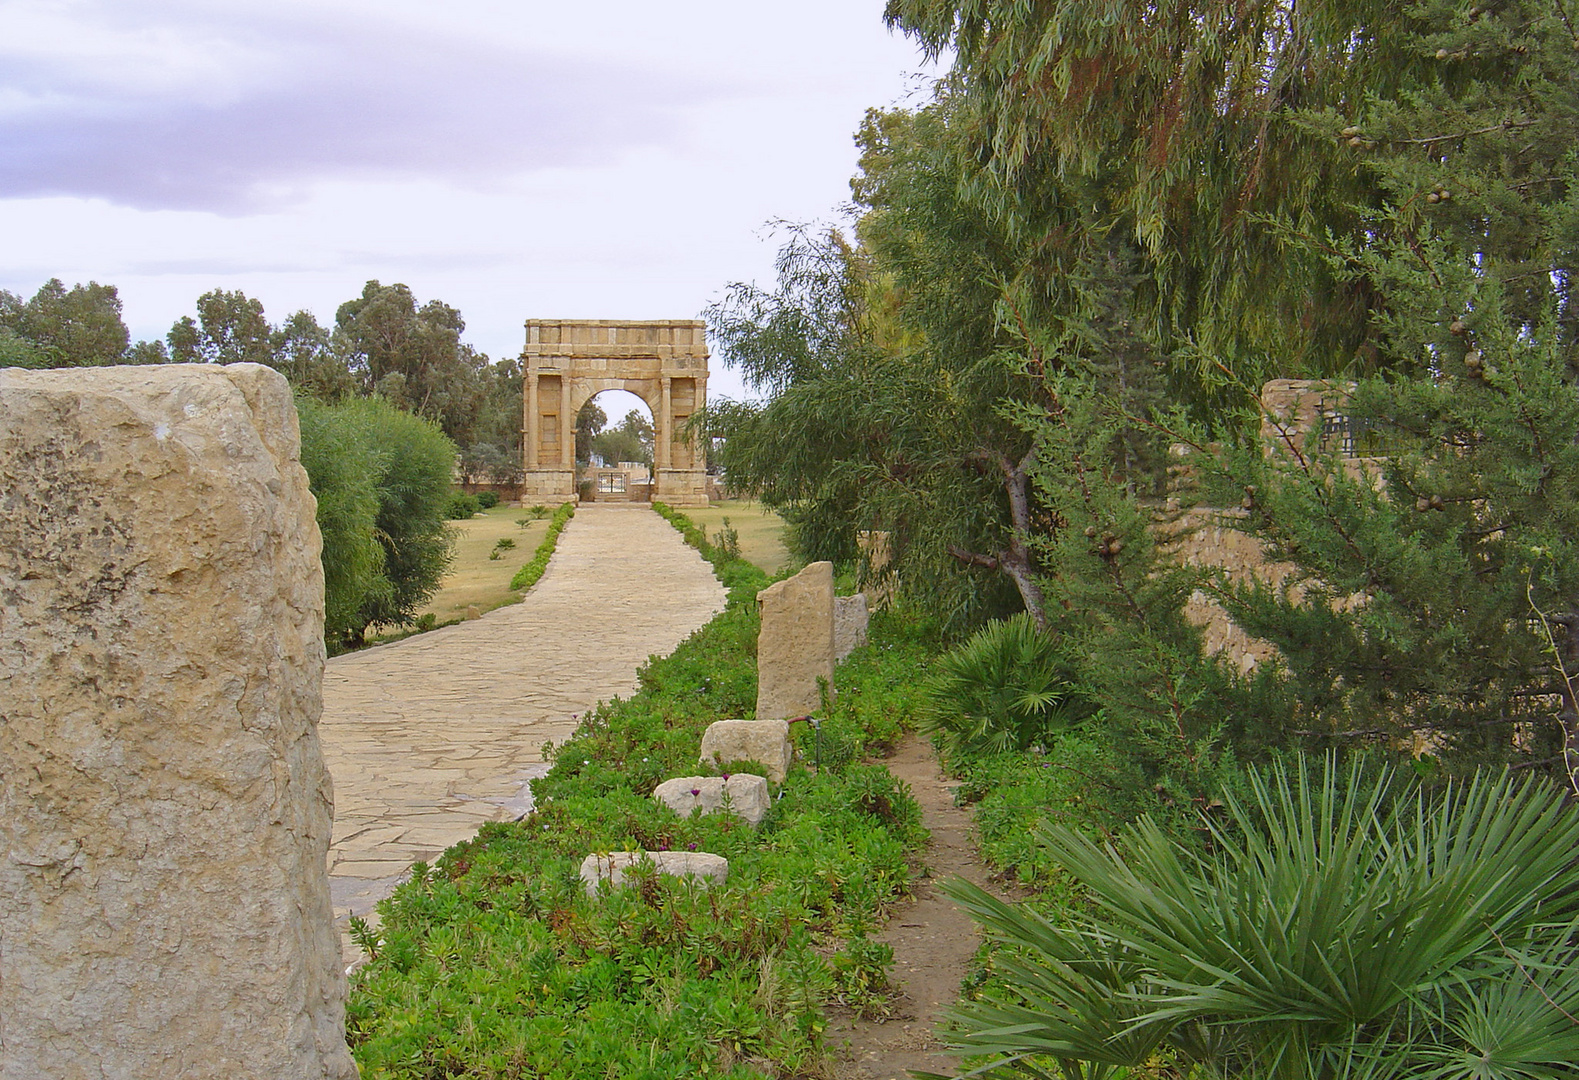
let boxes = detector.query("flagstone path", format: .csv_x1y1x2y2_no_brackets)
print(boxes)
317,505,727,962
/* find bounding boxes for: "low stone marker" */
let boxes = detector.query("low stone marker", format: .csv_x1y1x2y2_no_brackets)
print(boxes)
756,560,834,721
835,593,870,661
579,851,730,895
699,718,793,783
0,364,358,1080
653,774,771,826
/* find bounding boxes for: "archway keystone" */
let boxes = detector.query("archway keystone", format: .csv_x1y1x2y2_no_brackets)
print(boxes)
521,319,709,507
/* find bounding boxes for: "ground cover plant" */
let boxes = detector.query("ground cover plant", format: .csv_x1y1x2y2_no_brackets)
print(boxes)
507,502,575,593
346,507,935,1078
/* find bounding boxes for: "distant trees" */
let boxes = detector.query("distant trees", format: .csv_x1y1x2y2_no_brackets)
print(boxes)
0,279,131,368
592,410,653,467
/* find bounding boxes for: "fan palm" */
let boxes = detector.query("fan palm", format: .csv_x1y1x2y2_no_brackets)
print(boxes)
932,756,1579,1079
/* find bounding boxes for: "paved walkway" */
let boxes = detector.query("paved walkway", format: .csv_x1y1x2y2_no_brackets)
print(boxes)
318,505,726,952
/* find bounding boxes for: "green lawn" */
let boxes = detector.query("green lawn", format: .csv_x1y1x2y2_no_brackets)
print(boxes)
682,500,790,576
418,506,548,620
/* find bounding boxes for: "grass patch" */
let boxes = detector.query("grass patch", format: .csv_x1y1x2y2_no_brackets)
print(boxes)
673,500,789,577
508,502,576,593
417,505,546,620
347,505,933,1078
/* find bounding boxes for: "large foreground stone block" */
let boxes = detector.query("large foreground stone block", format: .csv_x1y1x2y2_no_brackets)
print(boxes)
755,560,834,722
0,364,357,1080
699,718,793,784
579,851,729,895
653,774,771,826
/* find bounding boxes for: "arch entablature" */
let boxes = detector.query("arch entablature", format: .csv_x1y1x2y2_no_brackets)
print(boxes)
520,319,709,507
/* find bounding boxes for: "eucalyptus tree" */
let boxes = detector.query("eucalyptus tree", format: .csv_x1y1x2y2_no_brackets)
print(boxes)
0,278,132,367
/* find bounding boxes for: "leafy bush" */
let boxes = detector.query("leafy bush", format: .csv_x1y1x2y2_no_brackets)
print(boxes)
351,399,458,635
509,502,575,592
296,396,386,641
474,489,500,509
297,396,457,647
941,756,1579,1080
919,613,1092,762
445,490,480,519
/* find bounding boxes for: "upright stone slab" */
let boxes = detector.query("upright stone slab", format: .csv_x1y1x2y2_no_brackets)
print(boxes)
834,593,870,662
699,719,793,784
0,365,357,1080
755,560,834,722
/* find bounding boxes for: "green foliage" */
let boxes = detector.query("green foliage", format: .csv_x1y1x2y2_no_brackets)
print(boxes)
347,531,928,1078
0,278,132,367
919,613,1091,761
474,490,499,509
604,409,654,466
950,735,1187,894
509,503,575,592
351,399,458,634
940,756,1579,1080
488,536,515,561
445,491,480,520
296,396,457,646
296,396,386,641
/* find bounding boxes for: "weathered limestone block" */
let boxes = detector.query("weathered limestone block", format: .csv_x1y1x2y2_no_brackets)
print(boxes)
579,851,730,895
699,718,793,784
857,530,894,608
755,560,834,722
653,774,771,826
834,593,869,662
0,364,357,1080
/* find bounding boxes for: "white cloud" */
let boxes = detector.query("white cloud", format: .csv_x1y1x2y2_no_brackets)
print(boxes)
0,0,942,400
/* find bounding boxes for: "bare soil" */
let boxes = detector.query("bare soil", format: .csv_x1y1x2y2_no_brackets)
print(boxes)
826,735,1008,1080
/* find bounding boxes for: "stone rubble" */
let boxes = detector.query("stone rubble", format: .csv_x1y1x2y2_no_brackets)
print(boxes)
755,561,835,721
699,718,794,784
652,774,772,826
579,851,730,895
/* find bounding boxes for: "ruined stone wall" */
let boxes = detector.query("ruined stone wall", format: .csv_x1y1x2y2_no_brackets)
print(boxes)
1160,506,1288,674
0,364,357,1079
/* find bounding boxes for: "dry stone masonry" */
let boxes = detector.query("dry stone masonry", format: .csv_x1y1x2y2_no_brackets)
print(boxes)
699,718,794,784
755,560,835,722
652,774,771,827
0,364,357,1080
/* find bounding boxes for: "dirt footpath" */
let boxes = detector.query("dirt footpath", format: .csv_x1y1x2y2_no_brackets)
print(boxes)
830,735,1007,1079
316,506,727,954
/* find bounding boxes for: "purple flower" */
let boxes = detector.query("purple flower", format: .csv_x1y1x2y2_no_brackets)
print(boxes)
690,788,701,797
687,842,697,851
721,773,731,781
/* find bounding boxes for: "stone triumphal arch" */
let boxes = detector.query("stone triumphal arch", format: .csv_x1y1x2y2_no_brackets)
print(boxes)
521,319,710,508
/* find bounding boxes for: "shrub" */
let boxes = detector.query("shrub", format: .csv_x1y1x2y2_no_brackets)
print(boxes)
445,490,480,519
509,502,575,592
941,756,1579,1079
296,396,385,641
475,489,500,509
919,613,1092,762
351,399,458,635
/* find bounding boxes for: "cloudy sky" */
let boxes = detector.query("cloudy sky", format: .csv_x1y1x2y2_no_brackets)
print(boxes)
0,0,941,401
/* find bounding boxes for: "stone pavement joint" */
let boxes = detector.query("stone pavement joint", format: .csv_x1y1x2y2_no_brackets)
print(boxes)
318,505,727,964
